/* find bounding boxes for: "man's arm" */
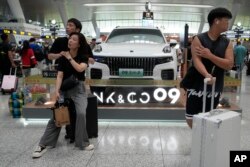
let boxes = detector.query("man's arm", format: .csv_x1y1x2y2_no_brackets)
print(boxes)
191,36,211,78
8,50,16,68
87,44,95,64
195,40,234,70
48,38,63,60
48,53,62,60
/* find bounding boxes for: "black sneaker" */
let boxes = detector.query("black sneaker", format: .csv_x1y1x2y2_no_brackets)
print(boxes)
69,138,75,143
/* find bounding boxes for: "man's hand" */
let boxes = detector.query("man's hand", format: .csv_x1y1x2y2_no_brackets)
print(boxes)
205,74,215,85
11,63,17,68
88,57,95,64
195,46,213,59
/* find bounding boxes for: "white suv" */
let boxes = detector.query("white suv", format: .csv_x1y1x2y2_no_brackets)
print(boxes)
89,27,177,80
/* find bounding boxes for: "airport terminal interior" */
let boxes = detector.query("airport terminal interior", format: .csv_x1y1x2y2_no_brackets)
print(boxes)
1,0,250,166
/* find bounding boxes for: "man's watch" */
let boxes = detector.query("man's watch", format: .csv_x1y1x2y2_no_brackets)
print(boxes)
68,58,72,62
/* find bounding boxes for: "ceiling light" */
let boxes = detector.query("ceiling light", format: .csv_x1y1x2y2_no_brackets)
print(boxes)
84,3,213,8
94,11,202,15
157,11,202,15
154,4,213,8
51,19,56,24
84,3,142,7
94,11,141,14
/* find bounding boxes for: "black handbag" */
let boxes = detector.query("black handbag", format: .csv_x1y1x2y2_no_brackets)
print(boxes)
180,66,198,90
60,74,79,91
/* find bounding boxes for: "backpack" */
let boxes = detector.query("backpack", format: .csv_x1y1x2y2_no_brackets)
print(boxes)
32,45,44,61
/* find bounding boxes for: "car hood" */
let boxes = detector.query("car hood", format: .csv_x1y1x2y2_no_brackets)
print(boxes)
93,43,173,57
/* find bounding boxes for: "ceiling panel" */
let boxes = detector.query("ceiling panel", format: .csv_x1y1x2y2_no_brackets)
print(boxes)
1,0,250,34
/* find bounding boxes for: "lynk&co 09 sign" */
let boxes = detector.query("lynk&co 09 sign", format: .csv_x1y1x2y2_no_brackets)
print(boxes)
92,87,180,105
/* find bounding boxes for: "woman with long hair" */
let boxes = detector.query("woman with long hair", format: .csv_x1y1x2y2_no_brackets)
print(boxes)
32,32,94,158
21,40,37,77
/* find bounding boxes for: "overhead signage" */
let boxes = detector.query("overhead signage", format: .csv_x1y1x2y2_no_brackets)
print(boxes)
1,29,33,36
142,11,154,20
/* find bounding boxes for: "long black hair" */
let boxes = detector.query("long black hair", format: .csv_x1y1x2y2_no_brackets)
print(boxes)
68,32,89,57
20,40,30,56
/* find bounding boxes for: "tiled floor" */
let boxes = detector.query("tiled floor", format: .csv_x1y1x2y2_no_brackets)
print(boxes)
0,70,250,167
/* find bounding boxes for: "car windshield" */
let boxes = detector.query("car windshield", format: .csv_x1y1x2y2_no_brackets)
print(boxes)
106,28,165,44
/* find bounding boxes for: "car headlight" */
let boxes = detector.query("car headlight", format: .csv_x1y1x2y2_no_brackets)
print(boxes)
157,57,173,64
162,45,171,53
94,45,102,52
94,56,106,63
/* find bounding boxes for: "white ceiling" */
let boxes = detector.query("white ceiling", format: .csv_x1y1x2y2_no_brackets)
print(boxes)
1,0,250,36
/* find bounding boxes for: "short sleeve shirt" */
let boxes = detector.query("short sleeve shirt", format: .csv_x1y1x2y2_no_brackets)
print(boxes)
57,54,88,81
1,43,12,68
49,37,69,64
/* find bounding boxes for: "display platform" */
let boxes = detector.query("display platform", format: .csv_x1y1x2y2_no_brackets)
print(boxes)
22,75,242,120
22,101,54,119
24,75,241,87
22,91,242,120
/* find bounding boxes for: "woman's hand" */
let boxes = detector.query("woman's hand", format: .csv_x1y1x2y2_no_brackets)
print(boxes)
60,51,71,60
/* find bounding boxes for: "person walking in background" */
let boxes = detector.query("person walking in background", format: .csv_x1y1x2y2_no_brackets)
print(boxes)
185,7,234,128
32,32,94,158
20,40,37,77
29,38,45,73
43,41,52,66
89,38,96,50
234,41,247,78
0,34,16,80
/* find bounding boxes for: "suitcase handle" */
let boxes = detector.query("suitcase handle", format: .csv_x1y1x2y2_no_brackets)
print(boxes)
9,67,17,76
202,77,216,113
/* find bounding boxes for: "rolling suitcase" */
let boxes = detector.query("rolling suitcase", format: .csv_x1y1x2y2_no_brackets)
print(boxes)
86,94,98,138
191,78,241,167
1,68,18,94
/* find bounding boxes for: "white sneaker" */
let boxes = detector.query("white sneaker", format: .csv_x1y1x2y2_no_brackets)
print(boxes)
32,146,47,158
84,144,94,151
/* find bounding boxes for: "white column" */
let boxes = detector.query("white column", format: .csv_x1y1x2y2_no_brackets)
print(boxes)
54,0,68,28
7,0,25,22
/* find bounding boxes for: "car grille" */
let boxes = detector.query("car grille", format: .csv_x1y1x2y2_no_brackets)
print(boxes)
97,57,173,76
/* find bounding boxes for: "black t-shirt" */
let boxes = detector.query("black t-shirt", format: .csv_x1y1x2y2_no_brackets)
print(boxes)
0,42,12,70
49,37,93,64
49,37,68,64
57,54,88,81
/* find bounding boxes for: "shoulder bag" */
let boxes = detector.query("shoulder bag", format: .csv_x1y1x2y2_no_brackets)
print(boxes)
60,74,79,91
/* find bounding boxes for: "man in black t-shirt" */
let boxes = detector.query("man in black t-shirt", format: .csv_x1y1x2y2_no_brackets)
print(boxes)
48,18,94,65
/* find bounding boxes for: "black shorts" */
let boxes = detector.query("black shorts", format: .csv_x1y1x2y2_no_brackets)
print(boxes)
185,89,221,119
